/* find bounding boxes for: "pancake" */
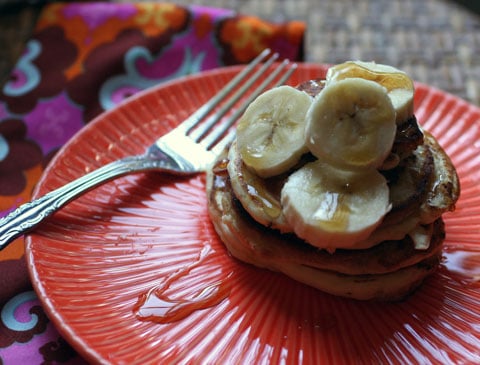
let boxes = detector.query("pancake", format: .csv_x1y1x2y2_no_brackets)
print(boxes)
206,74,459,301
225,130,456,250
206,130,458,301
207,147,447,300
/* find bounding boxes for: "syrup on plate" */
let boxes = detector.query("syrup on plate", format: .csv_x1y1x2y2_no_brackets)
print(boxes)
133,246,232,324
442,245,480,284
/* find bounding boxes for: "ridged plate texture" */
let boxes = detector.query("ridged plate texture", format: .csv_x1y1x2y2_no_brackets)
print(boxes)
26,64,480,364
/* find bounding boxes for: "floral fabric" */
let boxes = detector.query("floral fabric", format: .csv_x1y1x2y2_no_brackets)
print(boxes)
0,2,305,363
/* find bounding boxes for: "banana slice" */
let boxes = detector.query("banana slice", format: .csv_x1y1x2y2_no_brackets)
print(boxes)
236,85,312,178
305,78,396,170
326,61,414,123
281,160,391,251
227,140,292,232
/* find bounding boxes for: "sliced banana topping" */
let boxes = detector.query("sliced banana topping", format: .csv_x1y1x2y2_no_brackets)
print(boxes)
227,140,292,232
281,161,391,251
236,85,312,178
305,78,397,170
408,224,434,250
326,61,415,124
229,61,420,251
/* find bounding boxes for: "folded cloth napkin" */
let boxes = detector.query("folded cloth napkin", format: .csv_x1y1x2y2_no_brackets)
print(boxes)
0,2,305,363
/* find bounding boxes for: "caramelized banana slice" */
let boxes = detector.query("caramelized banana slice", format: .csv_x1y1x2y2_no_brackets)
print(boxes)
227,140,292,232
305,78,396,170
326,61,415,124
236,86,312,178
281,161,391,251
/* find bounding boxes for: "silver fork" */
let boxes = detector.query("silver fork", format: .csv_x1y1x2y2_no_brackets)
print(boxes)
0,49,297,249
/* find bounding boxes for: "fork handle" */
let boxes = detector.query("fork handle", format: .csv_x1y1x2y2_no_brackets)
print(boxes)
0,153,177,250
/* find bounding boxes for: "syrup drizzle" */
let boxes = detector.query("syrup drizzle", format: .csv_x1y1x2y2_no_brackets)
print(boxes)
442,245,480,284
133,246,232,324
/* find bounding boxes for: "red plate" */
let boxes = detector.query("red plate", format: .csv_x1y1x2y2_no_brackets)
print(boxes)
26,64,480,364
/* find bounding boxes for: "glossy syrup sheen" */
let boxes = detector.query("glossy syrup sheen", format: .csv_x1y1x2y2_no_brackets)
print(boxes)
443,246,480,284
26,64,480,364
134,246,232,323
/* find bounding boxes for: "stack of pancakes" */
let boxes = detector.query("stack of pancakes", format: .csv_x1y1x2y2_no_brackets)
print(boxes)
206,78,459,301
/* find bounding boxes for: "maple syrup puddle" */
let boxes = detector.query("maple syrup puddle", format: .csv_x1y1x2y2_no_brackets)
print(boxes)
442,246,480,284
133,246,232,324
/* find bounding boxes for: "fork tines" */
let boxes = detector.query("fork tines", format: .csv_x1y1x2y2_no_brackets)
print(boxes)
185,49,297,154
